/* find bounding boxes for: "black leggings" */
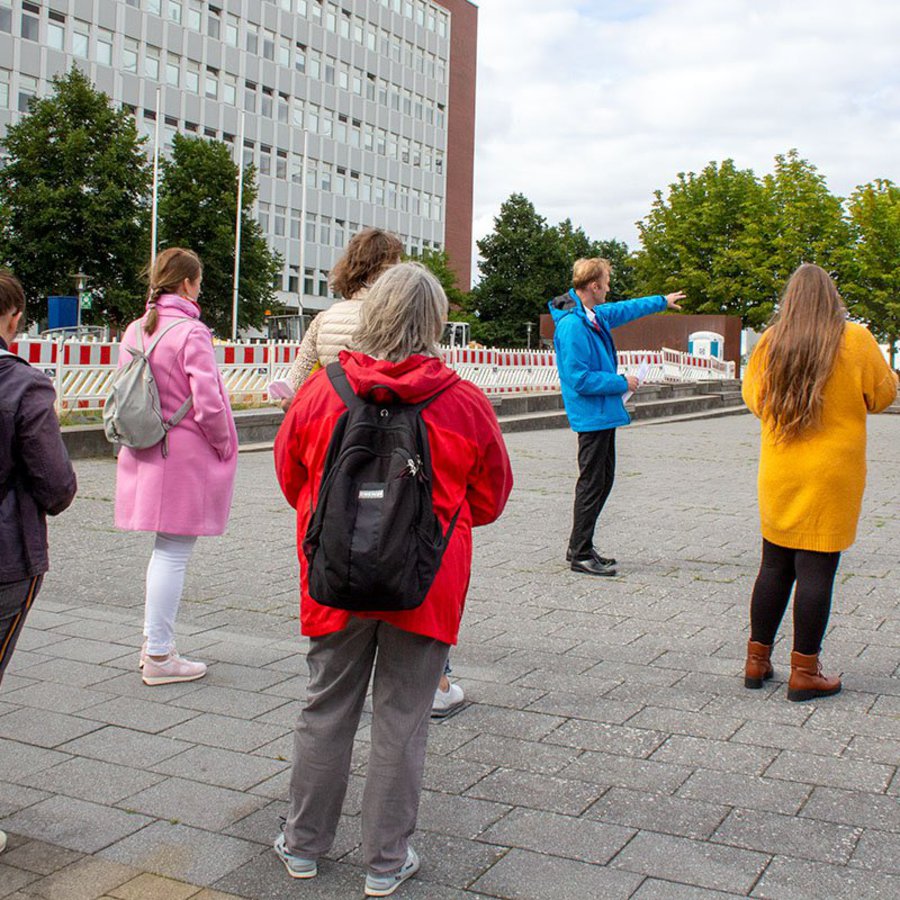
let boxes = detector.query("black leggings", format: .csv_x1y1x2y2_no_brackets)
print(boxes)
750,539,841,655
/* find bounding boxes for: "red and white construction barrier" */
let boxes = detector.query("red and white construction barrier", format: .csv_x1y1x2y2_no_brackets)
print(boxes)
7,339,734,411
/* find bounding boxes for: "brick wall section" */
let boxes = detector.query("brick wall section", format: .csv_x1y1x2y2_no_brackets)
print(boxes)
436,0,478,290
541,313,743,372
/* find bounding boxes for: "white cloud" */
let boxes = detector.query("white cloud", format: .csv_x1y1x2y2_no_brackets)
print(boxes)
471,0,900,265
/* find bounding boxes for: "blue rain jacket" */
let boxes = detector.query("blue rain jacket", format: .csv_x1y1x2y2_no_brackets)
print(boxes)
548,288,667,432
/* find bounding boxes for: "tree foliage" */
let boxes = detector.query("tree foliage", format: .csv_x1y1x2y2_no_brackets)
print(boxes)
0,67,151,325
468,194,560,345
157,134,282,337
633,150,857,329
844,179,900,364
468,195,636,346
408,248,469,311
633,159,769,326
752,150,853,318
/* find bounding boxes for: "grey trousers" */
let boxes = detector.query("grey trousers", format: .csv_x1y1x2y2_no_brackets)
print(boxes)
284,617,449,874
0,576,42,685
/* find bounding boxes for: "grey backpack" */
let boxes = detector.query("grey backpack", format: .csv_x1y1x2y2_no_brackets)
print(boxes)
103,318,194,456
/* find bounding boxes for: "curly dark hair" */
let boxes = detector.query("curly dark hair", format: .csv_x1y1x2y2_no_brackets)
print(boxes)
330,228,404,298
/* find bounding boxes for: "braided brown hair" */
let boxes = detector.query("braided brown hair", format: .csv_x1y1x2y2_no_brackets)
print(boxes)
143,248,202,334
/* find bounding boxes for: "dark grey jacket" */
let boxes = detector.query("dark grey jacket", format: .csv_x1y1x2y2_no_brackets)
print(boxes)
0,337,77,581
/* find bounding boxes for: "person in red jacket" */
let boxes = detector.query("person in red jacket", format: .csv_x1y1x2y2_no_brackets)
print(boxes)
273,262,512,896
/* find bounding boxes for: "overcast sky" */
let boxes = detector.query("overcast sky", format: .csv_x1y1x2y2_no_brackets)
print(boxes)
471,0,900,257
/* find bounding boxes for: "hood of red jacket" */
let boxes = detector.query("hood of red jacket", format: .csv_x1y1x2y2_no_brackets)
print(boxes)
338,350,460,405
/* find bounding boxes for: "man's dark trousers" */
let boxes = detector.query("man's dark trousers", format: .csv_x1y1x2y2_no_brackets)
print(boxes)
569,428,616,560
0,576,42,683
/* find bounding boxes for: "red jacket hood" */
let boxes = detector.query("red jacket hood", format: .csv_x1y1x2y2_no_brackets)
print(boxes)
338,350,460,404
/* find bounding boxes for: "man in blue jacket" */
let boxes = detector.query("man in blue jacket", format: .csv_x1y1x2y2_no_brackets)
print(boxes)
0,272,77,854
549,258,683,576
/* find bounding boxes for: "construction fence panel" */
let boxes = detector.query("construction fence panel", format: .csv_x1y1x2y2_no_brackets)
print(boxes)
7,340,733,410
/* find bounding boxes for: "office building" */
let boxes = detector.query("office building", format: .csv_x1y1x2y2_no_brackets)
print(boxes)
0,0,477,314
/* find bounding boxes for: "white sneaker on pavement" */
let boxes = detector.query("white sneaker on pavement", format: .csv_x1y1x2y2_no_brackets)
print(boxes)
365,847,420,896
431,681,464,718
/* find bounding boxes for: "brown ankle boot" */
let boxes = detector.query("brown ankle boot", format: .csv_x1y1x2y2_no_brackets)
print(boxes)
744,640,774,689
787,651,841,702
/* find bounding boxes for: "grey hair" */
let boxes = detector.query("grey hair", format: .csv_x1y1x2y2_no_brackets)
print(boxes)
352,262,448,361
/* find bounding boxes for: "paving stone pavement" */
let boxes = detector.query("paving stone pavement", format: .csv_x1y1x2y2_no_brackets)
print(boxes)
1,414,898,899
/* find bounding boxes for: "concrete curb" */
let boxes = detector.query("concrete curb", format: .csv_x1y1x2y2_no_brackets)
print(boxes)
60,381,749,458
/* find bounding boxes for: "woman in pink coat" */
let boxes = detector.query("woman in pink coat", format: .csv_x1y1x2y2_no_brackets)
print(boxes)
114,248,238,685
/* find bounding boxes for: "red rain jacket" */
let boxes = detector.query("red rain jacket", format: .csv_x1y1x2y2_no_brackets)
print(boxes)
274,350,513,645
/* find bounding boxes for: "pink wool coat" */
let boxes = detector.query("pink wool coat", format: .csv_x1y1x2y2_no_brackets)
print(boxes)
114,294,238,536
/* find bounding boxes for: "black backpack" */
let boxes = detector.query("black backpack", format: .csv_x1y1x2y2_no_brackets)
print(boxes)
302,362,460,612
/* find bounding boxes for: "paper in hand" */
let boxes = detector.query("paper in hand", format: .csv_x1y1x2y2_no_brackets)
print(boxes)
623,359,651,404
268,379,295,401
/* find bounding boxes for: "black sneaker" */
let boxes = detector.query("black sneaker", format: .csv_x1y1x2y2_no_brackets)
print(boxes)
570,556,617,576
566,548,617,567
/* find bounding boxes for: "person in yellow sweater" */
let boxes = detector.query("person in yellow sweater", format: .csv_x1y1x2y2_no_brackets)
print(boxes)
742,263,898,701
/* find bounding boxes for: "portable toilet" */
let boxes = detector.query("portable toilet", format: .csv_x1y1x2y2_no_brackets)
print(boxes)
688,331,724,360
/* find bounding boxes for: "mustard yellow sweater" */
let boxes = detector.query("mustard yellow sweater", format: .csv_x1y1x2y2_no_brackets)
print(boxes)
742,321,898,552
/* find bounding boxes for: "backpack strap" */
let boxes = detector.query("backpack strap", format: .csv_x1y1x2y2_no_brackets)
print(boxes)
326,361,364,409
145,317,195,355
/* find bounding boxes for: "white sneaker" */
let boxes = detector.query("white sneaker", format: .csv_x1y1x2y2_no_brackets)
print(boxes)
431,681,465,718
0,829,7,854
365,847,420,896
142,652,207,686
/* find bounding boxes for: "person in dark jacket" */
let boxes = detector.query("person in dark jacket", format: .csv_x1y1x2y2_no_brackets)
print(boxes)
549,258,683,576
0,272,77,853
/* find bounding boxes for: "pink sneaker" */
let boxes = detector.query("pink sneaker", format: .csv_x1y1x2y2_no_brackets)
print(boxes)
142,652,207,686
140,641,180,670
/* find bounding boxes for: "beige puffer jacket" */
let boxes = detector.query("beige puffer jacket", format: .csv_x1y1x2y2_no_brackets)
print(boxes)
287,289,368,389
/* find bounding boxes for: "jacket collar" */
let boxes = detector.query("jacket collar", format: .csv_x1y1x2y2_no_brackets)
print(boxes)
148,293,201,319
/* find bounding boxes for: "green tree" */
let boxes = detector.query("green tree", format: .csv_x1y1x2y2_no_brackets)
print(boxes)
469,193,568,346
596,238,637,302
633,159,768,326
408,248,469,311
748,150,854,323
0,67,151,325
844,179,900,366
157,133,282,336
547,221,636,302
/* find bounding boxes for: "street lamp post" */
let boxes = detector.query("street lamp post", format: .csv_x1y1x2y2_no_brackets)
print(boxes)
71,272,90,330
526,321,533,350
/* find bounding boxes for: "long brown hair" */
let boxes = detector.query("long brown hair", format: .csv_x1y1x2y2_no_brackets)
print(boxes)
143,248,202,334
330,228,403,299
758,263,847,442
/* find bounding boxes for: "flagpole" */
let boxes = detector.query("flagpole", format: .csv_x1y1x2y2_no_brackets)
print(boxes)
231,111,246,342
150,88,161,268
298,130,309,309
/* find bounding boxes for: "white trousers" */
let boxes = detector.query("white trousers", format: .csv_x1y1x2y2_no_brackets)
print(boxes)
143,532,197,656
